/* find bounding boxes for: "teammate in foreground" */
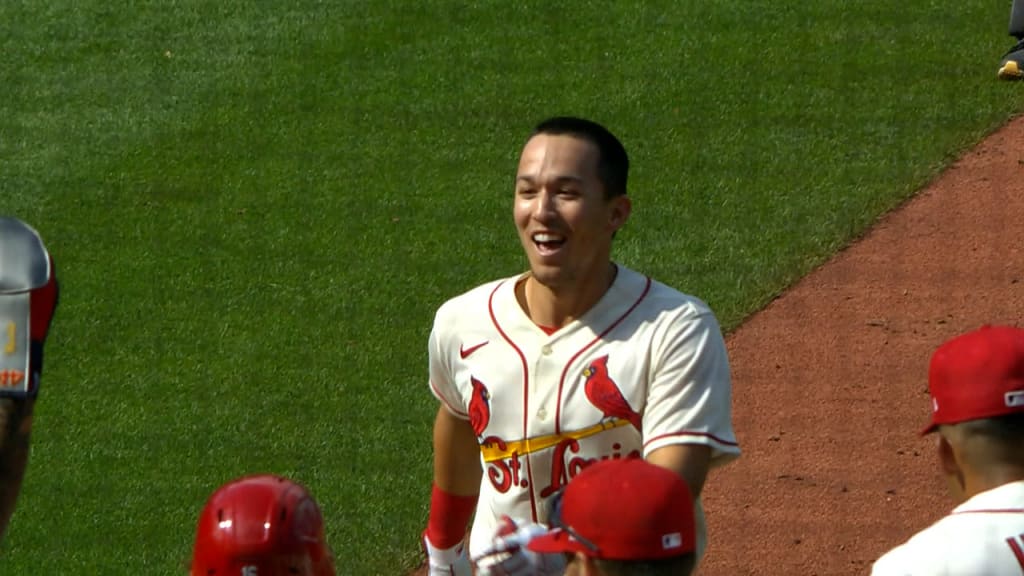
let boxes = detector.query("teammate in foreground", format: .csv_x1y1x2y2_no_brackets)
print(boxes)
190,474,335,576
422,117,740,574
872,325,1024,575
999,0,1024,79
0,216,58,542
473,458,699,576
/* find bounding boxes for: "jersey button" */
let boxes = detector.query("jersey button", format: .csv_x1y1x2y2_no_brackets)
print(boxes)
537,408,548,420
541,345,552,356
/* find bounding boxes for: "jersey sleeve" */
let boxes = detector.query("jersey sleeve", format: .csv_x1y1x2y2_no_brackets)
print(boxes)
428,307,469,419
642,308,740,464
869,548,913,576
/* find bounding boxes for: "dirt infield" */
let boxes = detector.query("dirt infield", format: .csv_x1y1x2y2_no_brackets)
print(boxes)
409,115,1024,576
699,114,1024,576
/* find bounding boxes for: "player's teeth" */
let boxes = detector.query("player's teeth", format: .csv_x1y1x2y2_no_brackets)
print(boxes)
533,233,564,243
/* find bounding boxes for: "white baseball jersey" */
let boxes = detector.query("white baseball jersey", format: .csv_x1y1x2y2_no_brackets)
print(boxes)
428,264,740,560
871,480,1024,575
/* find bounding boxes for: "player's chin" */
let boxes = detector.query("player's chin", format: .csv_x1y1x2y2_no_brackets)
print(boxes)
527,263,569,288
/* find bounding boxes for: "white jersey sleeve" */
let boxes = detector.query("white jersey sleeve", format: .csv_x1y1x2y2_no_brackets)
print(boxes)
870,481,1024,576
428,302,469,419
642,302,740,463
870,550,913,576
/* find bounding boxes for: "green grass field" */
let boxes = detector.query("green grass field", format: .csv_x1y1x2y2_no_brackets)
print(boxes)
1,1,1022,573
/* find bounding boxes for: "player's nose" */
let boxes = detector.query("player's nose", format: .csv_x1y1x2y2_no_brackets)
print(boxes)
531,189,558,221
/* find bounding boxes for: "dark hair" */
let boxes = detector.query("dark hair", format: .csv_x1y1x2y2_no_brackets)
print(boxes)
592,554,696,576
531,116,629,199
955,413,1024,444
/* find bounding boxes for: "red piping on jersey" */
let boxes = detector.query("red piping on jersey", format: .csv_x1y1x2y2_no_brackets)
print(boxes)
430,380,469,418
643,430,740,450
554,276,653,435
488,280,539,523
950,508,1024,515
1007,536,1024,568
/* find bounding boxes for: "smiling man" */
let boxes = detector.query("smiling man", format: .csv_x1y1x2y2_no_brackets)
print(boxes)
421,117,740,575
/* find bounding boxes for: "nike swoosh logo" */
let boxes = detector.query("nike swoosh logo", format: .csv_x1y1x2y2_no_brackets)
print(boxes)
460,341,489,359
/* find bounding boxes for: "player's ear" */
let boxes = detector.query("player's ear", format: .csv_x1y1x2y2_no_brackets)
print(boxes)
608,195,631,233
936,430,966,500
936,432,958,474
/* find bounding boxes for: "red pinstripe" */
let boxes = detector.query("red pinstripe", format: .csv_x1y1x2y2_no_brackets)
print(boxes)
488,280,539,522
430,380,468,418
951,509,1024,515
1006,534,1024,569
554,276,653,434
643,430,740,450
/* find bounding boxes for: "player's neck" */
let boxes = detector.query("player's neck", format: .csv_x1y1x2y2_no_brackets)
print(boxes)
519,263,618,329
960,464,1024,500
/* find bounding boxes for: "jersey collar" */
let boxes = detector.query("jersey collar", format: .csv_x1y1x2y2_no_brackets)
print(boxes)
952,480,1024,514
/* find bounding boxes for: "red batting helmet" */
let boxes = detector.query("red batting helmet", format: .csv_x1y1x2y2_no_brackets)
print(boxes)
190,474,335,576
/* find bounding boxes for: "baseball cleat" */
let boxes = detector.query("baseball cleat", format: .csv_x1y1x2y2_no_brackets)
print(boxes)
999,59,1022,80
998,40,1024,80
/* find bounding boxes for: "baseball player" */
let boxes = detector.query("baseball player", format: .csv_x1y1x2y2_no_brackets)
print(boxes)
871,325,1024,575
421,116,740,574
473,458,700,576
190,474,336,576
0,216,58,542
999,0,1024,79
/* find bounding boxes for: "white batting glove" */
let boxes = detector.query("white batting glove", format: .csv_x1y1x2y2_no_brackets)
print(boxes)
472,516,567,576
423,533,472,576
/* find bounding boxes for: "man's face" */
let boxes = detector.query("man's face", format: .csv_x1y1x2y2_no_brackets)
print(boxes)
513,134,629,289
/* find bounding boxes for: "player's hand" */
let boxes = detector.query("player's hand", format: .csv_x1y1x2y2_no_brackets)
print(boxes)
423,532,472,576
472,516,567,576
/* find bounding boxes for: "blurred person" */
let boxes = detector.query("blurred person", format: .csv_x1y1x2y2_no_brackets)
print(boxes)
473,458,698,576
0,216,59,541
999,0,1024,79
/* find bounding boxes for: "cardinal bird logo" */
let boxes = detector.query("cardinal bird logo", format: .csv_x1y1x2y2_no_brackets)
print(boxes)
469,377,491,437
582,355,642,432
